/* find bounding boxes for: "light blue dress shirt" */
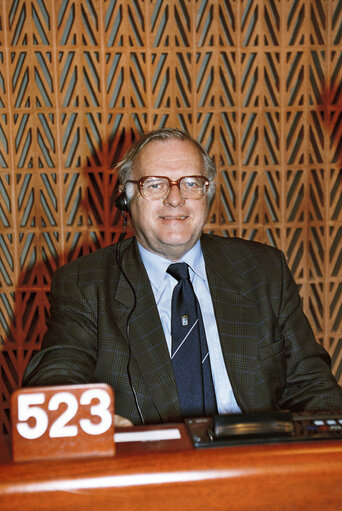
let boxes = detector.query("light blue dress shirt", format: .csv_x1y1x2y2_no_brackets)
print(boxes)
138,241,241,414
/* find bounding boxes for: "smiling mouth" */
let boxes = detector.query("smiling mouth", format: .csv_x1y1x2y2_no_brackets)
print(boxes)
161,216,188,220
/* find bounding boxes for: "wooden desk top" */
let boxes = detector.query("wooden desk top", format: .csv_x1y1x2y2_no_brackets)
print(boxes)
1,426,342,511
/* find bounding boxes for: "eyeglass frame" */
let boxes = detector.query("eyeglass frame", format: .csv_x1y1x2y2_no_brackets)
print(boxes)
125,175,210,200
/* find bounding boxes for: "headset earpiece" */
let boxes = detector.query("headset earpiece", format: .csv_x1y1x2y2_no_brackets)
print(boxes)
115,193,129,213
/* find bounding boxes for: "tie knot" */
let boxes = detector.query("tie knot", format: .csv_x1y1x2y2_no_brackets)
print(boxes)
167,262,189,282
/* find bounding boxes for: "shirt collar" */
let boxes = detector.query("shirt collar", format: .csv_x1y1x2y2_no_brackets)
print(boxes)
138,240,206,294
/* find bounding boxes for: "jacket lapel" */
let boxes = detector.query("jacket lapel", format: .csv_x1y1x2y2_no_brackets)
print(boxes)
201,235,260,412
114,239,182,422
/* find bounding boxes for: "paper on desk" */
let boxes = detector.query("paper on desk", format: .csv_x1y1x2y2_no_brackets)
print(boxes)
114,428,181,443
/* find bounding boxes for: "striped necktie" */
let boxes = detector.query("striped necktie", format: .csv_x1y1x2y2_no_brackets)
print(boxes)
167,262,217,418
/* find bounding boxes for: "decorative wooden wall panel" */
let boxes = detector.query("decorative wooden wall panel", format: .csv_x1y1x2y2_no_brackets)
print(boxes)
0,0,341,433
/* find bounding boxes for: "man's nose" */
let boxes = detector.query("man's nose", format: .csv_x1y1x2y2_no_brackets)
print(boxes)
163,183,185,206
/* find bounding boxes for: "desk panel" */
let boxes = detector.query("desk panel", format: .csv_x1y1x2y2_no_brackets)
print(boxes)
1,427,342,510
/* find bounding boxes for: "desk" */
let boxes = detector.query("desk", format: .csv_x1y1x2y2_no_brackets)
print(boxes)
1,425,342,510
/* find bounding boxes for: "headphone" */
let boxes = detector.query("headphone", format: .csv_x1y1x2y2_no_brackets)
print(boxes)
114,192,129,212
114,190,145,424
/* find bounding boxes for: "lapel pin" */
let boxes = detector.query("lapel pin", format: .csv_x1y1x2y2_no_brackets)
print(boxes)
181,315,189,326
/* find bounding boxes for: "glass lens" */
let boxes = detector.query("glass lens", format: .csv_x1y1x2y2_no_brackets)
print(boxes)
180,177,206,198
141,177,169,199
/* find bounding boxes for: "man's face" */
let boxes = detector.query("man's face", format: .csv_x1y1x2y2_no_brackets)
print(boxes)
128,138,210,261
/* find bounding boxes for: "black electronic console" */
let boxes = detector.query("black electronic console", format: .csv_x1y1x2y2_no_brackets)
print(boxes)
185,411,342,448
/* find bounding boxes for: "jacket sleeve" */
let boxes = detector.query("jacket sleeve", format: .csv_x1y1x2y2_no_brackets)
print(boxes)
276,251,342,411
23,264,97,387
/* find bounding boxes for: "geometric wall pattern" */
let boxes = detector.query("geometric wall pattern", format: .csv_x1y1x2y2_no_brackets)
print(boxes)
0,0,341,433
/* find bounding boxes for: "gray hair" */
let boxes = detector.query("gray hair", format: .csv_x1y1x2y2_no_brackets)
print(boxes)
114,128,216,203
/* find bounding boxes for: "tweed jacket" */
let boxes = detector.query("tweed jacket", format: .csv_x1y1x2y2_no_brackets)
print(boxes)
24,234,342,424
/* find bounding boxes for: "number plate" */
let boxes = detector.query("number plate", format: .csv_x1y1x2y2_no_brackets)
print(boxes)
11,384,115,462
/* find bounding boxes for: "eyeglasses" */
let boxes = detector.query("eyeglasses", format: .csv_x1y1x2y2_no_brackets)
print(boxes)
126,175,210,200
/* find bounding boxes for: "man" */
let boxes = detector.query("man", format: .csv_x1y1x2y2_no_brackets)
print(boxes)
24,128,342,425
